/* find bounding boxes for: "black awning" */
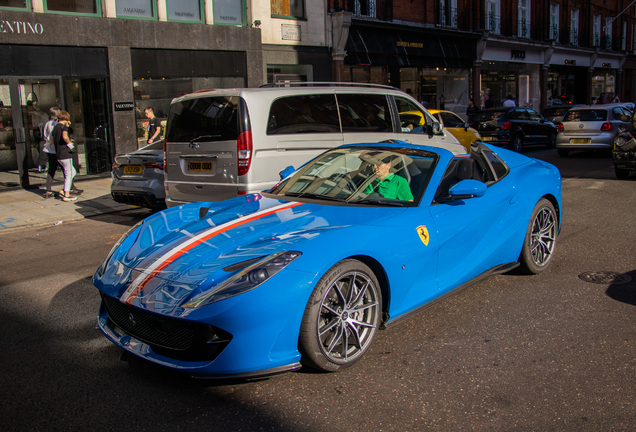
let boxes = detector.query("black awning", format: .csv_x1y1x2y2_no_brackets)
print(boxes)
344,25,476,69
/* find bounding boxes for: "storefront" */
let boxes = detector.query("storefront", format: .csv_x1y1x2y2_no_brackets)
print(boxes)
0,5,261,188
342,22,479,116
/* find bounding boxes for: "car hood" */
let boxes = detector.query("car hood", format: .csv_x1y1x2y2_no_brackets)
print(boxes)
98,194,405,308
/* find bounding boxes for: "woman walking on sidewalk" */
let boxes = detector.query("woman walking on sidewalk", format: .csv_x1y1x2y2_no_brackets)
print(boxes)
42,107,61,199
52,110,77,202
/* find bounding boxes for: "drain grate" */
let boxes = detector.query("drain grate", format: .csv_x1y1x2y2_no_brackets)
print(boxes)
579,271,633,285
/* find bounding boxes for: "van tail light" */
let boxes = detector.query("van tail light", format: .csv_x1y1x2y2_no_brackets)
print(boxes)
237,130,253,176
163,138,167,174
557,124,564,132
501,121,511,130
601,122,612,132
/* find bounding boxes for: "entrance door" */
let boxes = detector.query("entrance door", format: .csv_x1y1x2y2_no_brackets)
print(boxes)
0,77,63,188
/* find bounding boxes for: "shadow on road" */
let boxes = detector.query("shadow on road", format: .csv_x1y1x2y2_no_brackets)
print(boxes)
606,270,636,306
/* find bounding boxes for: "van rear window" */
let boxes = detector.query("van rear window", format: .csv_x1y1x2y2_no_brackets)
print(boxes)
166,97,239,142
267,95,341,135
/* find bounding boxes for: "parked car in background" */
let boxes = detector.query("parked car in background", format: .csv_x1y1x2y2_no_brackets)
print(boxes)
542,105,585,126
429,109,481,153
469,107,558,152
111,141,166,209
164,83,463,207
555,104,632,157
612,130,636,179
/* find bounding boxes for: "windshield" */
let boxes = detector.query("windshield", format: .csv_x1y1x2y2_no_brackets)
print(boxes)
268,147,438,206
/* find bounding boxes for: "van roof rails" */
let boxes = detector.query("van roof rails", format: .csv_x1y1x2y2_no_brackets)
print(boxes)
259,82,399,90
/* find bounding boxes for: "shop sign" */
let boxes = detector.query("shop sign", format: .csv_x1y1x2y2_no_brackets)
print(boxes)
511,50,526,60
0,20,44,34
114,102,135,111
397,41,424,48
282,24,301,41
564,59,577,66
601,62,612,68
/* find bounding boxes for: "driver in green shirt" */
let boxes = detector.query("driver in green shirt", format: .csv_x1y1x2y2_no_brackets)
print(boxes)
363,154,414,201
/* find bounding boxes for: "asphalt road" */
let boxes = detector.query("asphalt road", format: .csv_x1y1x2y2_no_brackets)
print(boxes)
1,147,635,431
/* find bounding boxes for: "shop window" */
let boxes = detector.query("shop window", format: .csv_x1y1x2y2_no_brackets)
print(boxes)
570,8,579,46
0,0,30,11
485,0,500,35
167,0,203,22
213,0,244,25
271,0,304,19
44,0,100,15
267,65,312,83
116,0,156,19
549,3,559,41
605,18,613,49
353,0,376,18
133,77,244,147
593,14,601,46
517,0,530,38
439,0,457,28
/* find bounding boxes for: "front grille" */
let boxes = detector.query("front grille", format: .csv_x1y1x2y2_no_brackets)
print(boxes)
101,294,232,361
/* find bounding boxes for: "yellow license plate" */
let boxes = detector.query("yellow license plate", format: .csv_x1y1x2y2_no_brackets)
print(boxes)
571,138,591,143
188,161,214,171
123,165,142,174
481,136,493,141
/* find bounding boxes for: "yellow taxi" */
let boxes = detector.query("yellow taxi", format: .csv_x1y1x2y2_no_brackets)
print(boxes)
428,109,481,153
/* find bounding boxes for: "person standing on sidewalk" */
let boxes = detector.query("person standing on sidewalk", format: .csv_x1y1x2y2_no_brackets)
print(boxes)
144,107,162,145
42,107,61,199
52,110,77,202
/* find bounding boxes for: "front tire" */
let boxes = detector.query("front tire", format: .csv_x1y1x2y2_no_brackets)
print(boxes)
615,167,630,179
546,133,556,149
299,259,382,372
511,135,524,152
518,198,558,274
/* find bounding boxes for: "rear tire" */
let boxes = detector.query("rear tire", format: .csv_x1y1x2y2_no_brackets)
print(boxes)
557,148,569,157
511,135,523,152
615,167,630,180
299,259,382,372
518,198,558,275
546,133,556,149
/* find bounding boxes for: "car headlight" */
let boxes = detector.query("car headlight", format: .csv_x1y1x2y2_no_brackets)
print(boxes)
183,251,302,308
615,136,627,148
97,220,143,276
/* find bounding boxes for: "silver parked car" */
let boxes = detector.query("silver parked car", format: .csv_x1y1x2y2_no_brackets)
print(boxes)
111,141,166,209
556,104,632,157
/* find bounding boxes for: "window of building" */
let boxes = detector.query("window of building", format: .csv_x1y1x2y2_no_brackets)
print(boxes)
605,18,613,49
271,0,304,19
570,8,579,45
167,0,203,22
213,0,244,25
518,0,530,38
593,14,601,46
116,0,155,19
485,0,500,35
0,0,30,11
549,3,559,40
622,21,627,51
44,0,100,15
439,0,457,28
354,0,376,18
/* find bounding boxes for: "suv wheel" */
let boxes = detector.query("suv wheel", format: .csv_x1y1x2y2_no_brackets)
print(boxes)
615,167,630,179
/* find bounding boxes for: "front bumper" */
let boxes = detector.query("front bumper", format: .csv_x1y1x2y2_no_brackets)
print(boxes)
613,150,636,170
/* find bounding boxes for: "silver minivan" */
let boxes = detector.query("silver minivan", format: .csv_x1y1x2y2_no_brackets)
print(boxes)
163,83,465,206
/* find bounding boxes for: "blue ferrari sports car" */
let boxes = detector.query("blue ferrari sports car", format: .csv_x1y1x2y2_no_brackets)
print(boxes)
93,141,561,378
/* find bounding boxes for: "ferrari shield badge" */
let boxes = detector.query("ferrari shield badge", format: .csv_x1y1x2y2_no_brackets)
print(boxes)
416,226,429,246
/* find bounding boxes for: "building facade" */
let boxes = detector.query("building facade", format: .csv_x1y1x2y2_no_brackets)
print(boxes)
0,0,262,187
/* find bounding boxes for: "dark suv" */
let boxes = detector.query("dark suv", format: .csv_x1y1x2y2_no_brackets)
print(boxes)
470,107,558,152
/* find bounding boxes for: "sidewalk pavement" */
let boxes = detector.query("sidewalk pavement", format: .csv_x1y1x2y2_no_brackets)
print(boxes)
0,176,136,232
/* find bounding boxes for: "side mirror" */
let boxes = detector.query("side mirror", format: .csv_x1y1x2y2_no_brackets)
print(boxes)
464,122,470,132
448,179,487,199
279,165,295,180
